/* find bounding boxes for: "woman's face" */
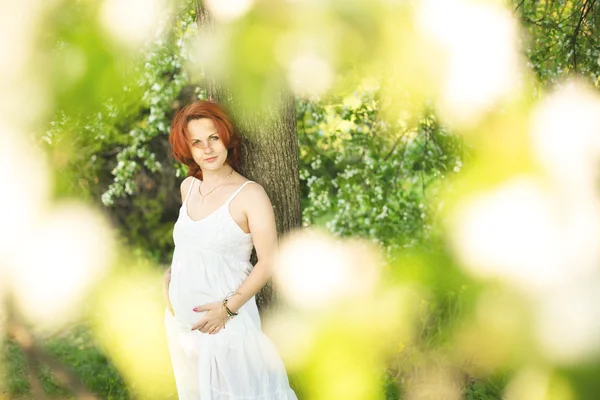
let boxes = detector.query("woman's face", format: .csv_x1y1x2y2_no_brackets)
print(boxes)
187,118,228,171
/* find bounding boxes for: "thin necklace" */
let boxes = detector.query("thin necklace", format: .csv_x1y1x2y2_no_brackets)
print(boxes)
198,167,234,207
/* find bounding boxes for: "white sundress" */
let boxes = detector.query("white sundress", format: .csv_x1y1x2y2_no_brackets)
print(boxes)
164,177,298,400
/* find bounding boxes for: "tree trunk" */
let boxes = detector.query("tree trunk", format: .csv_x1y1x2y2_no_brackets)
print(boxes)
196,2,302,313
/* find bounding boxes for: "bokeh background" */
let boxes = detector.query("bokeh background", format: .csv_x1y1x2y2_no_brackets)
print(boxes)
2,0,600,399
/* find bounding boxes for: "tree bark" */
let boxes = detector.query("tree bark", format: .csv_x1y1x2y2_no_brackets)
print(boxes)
196,2,302,313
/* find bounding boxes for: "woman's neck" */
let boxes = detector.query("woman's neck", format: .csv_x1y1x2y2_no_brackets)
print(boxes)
201,164,233,186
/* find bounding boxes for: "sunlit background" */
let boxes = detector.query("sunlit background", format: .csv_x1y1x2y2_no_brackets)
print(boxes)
2,0,600,399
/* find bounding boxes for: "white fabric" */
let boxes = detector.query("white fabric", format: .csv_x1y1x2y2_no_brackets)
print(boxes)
165,178,297,400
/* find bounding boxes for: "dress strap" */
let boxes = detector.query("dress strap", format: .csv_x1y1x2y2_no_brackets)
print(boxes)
183,177,195,205
225,181,255,206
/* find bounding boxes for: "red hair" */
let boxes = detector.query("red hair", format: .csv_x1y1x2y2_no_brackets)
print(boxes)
169,100,241,180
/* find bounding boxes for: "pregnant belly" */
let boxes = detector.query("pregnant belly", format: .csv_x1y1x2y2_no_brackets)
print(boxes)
167,251,250,326
169,274,219,327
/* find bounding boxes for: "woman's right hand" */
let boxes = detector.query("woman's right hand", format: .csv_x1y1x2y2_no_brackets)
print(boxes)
162,267,175,317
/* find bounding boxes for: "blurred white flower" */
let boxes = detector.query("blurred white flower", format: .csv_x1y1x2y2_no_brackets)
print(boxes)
286,52,334,98
275,31,335,98
451,177,600,292
0,0,41,83
451,80,600,366
1,125,115,331
0,0,54,126
274,229,380,310
530,81,600,196
100,0,168,47
8,202,115,329
205,0,254,22
533,279,600,364
0,126,51,261
188,29,229,80
417,0,521,124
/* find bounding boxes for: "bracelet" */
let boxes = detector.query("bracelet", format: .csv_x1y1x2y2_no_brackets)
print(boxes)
222,298,238,318
222,291,240,319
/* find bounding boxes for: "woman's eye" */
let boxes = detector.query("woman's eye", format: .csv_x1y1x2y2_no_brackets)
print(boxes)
210,136,219,140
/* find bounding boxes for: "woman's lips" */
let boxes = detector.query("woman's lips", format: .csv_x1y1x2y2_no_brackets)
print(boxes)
204,156,217,163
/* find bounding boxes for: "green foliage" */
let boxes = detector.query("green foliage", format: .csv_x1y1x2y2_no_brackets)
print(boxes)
464,379,502,400
45,6,201,263
298,90,464,254
382,371,402,400
100,14,195,207
46,2,144,120
516,0,600,86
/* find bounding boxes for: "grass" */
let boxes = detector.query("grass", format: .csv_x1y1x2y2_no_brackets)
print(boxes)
1,320,505,399
1,324,131,399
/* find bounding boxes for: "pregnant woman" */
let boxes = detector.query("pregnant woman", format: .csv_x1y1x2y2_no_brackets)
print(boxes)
162,100,297,399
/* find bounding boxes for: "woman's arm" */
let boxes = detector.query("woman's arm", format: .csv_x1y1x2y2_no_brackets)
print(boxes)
225,183,278,313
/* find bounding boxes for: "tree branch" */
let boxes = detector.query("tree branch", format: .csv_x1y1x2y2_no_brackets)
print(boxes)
383,130,408,162
513,0,526,14
570,0,597,71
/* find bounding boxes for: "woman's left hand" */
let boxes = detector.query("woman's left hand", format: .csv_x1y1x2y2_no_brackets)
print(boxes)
191,301,227,334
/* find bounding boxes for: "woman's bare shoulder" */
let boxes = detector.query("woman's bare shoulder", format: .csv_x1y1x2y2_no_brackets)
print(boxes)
241,182,275,229
242,181,270,203
180,176,195,202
